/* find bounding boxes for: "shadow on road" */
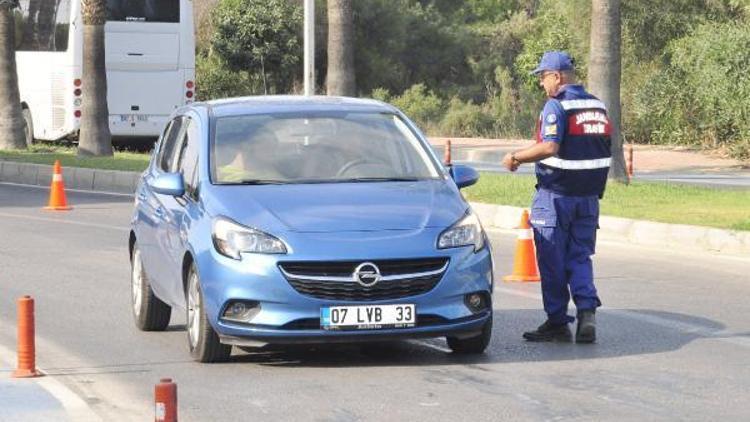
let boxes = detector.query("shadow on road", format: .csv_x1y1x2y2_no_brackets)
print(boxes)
223,308,729,368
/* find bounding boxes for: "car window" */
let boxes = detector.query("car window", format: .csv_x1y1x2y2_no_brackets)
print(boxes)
158,117,184,172
176,118,200,196
211,112,440,184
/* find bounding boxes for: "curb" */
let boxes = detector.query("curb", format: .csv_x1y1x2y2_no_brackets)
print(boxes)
2,160,748,256
0,160,141,195
470,202,750,257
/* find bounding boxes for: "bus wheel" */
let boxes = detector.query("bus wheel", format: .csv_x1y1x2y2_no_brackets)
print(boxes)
22,108,34,147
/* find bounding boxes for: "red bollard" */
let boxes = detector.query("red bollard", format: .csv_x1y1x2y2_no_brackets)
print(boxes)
12,296,41,378
155,378,178,422
444,139,452,165
626,144,634,181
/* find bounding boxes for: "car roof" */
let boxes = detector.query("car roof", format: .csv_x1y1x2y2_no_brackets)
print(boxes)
195,95,398,118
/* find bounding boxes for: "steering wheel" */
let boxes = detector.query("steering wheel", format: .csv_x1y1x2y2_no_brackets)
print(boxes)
336,159,383,177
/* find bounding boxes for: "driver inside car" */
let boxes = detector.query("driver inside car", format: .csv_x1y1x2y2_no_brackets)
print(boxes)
216,127,283,182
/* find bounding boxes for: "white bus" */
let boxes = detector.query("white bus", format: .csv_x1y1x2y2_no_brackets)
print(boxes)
15,0,195,144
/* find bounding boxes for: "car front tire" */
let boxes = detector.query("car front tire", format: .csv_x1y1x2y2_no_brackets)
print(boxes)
131,244,171,331
186,263,231,363
446,316,493,354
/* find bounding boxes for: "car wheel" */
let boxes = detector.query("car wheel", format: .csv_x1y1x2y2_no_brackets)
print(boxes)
186,263,231,363
131,244,171,331
446,316,492,354
22,108,34,148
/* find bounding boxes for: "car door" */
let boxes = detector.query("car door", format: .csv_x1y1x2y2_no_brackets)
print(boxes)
146,115,187,302
155,114,202,308
135,117,183,295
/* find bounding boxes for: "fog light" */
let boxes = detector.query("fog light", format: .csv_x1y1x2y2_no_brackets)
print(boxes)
465,292,489,313
222,300,260,323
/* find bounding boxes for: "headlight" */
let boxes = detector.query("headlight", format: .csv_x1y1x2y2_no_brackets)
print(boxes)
437,210,486,252
212,217,287,259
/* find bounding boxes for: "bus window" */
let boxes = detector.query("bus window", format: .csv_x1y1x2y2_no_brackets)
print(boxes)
15,0,71,52
106,0,180,23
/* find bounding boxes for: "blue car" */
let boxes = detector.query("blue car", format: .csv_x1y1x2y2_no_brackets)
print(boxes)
129,96,494,362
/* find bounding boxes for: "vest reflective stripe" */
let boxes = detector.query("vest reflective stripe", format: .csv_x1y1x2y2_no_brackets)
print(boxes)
540,156,612,170
560,99,606,111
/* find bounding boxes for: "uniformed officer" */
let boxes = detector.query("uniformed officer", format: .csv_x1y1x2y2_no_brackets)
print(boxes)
502,51,612,343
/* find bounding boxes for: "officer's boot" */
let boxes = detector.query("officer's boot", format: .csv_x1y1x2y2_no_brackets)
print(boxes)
576,310,596,344
522,320,572,342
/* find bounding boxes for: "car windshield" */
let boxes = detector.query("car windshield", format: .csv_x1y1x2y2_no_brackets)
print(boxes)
211,112,441,184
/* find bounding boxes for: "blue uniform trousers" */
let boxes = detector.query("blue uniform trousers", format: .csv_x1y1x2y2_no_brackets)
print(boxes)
530,188,602,325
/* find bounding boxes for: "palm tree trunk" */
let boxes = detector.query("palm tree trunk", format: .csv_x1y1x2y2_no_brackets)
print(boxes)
36,0,57,50
588,0,627,182
20,0,41,50
78,0,112,157
0,3,27,150
326,0,355,96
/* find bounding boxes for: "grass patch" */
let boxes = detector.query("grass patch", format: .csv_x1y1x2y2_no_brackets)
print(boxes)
464,173,750,231
0,145,150,172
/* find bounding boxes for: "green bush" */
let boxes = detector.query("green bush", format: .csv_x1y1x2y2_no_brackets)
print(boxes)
196,53,261,101
629,21,750,159
389,84,445,130
440,97,494,137
211,0,302,95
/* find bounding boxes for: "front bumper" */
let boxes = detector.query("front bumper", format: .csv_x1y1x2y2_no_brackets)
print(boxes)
218,311,492,347
194,228,494,346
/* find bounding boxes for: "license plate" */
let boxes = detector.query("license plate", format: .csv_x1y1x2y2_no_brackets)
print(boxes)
120,114,149,123
321,304,416,330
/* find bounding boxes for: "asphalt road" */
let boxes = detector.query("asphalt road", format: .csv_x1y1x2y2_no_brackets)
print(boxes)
1,183,749,421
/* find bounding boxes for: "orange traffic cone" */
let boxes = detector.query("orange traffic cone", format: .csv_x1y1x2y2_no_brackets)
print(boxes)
503,210,540,282
44,160,72,211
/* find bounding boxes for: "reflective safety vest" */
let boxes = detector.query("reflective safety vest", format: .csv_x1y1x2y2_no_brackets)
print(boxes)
535,98,612,197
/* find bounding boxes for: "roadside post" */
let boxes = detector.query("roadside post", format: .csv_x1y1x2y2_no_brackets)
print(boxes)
155,378,178,422
12,296,41,378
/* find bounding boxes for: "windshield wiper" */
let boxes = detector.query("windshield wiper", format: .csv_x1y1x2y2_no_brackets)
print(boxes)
342,177,422,182
233,179,289,185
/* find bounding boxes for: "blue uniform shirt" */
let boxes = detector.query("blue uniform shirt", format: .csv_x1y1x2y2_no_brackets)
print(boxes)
535,85,612,198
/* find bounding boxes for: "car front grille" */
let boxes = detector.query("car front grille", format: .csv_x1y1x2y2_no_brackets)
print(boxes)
278,258,449,301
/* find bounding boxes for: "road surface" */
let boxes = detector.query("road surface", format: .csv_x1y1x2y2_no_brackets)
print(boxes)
1,183,748,421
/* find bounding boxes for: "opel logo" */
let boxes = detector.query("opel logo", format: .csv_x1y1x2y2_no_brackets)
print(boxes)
353,262,381,287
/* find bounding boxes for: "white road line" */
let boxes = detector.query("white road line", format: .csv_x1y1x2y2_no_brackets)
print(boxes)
0,343,101,421
496,286,750,349
0,181,135,198
0,211,129,232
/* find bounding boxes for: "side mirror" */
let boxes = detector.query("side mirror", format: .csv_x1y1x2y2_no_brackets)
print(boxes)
450,164,479,189
149,172,185,197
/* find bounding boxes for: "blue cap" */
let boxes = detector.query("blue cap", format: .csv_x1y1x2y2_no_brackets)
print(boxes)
531,51,574,75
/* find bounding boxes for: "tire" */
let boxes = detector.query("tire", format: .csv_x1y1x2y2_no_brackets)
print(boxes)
186,263,232,363
131,244,171,331
22,108,34,148
447,316,493,354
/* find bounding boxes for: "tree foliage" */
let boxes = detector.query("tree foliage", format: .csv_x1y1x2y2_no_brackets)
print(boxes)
196,0,750,159
207,0,302,96
630,21,750,159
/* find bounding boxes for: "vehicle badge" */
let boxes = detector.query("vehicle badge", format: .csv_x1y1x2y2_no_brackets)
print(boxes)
353,262,381,287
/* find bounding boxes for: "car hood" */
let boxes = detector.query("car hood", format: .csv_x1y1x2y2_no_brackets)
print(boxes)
205,180,467,233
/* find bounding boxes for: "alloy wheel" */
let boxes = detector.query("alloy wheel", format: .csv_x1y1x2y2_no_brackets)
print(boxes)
187,271,201,349
131,249,143,317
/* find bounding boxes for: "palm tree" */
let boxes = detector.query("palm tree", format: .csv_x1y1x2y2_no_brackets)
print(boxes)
588,0,627,182
0,0,27,150
326,0,355,96
20,0,40,50
78,0,112,157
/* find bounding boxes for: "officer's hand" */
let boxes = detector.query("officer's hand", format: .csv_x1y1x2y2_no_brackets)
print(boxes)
502,153,519,172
